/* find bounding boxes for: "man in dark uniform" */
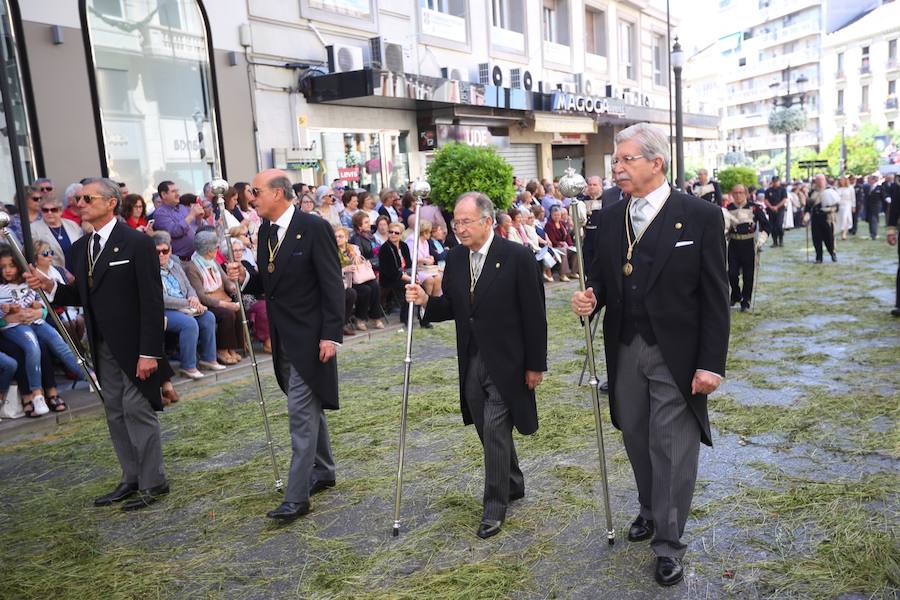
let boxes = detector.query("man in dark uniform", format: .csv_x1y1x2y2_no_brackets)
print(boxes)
866,175,884,240
887,181,900,316
804,174,839,263
406,192,547,539
724,184,769,311
764,176,788,246
690,169,722,205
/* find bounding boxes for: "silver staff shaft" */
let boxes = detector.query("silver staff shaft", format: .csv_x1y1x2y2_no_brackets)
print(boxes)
571,200,616,545
216,196,283,492
392,191,425,537
750,245,761,312
0,227,103,402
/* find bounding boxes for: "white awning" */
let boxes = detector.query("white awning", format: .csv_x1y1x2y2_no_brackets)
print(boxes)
533,113,597,134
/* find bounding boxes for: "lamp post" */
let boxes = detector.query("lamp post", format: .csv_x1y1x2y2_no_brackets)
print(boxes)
671,37,686,190
768,67,808,183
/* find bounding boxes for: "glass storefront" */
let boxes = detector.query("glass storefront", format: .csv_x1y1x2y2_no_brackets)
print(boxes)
0,0,36,204
300,129,409,193
85,0,221,197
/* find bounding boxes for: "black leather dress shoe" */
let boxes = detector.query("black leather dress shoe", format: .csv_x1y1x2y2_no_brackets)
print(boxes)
310,479,336,495
509,489,525,502
599,380,609,393
627,515,654,541
655,556,684,586
266,501,310,521
121,483,170,511
94,482,138,506
477,520,502,539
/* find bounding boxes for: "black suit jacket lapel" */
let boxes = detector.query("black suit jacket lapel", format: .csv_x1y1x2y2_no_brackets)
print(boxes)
645,192,685,292
471,238,506,313
268,210,304,290
607,199,627,296
89,221,124,292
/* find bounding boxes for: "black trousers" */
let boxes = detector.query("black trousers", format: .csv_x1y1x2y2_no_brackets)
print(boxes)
895,242,900,309
811,214,835,261
766,208,785,244
727,239,755,306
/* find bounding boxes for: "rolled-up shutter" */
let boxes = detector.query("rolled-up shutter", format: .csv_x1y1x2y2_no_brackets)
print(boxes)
496,143,538,182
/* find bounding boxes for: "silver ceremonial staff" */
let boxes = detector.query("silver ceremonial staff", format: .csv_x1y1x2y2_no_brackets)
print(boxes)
560,163,615,545
0,211,104,402
392,177,430,537
211,179,283,492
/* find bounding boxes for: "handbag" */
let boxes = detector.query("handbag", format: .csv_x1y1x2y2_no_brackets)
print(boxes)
352,260,377,284
0,385,23,419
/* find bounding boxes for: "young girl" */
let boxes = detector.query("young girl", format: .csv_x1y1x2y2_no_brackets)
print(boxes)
0,248,86,416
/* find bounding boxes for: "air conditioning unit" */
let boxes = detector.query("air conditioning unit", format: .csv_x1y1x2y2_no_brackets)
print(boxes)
509,68,535,91
478,62,505,86
326,44,364,74
440,64,471,82
574,74,594,96
369,36,406,73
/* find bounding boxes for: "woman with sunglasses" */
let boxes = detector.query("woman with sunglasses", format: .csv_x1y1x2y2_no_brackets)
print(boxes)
33,239,87,359
378,223,420,324
30,196,84,272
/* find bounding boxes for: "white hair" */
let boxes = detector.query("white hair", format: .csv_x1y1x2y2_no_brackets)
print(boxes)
63,182,83,200
615,123,671,174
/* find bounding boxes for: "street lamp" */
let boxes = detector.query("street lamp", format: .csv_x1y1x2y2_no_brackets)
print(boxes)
768,67,808,182
671,37,686,189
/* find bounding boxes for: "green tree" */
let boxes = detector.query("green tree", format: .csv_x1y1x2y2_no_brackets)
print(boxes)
820,123,898,176
425,143,516,211
718,166,758,193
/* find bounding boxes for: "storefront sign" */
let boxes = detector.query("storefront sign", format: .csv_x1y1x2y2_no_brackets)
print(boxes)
338,165,360,181
436,125,509,150
160,118,214,163
551,92,626,116
551,133,588,145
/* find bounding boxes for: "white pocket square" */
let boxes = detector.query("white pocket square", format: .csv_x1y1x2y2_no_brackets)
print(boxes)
108,259,130,266
674,241,694,248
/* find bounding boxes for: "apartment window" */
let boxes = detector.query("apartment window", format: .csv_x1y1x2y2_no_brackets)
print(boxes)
619,20,636,80
836,51,844,74
890,39,897,62
890,80,897,96
302,0,377,28
420,0,467,43
94,0,123,18
837,89,844,112
889,121,895,129
541,0,569,45
585,7,606,56
653,33,667,86
491,0,524,33
158,0,182,29
861,85,869,111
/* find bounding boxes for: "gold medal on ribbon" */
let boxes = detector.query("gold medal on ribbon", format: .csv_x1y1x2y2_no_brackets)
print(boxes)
623,263,633,276
267,263,275,273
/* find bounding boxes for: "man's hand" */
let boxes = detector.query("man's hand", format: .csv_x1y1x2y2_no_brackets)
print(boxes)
136,357,158,380
225,261,246,282
525,370,543,390
319,340,337,363
571,287,597,317
405,283,428,306
887,229,897,246
691,370,721,395
24,265,54,292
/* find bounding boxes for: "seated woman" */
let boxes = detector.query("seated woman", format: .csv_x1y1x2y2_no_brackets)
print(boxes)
183,230,244,365
372,215,391,248
543,205,578,282
221,186,245,231
154,231,224,379
31,196,83,272
0,248,88,415
315,186,342,227
335,225,384,331
405,220,442,301
349,212,379,270
0,324,69,416
429,223,449,265
299,193,316,214
121,193,149,231
359,191,379,230
33,240,86,356
378,222,413,321
228,230,271,353
524,209,555,282
506,209,530,247
340,189,359,228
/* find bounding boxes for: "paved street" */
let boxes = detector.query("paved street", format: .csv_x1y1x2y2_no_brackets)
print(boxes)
0,228,896,600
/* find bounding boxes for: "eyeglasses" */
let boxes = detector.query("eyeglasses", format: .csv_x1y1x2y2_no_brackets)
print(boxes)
29,196,41,201
450,218,485,232
40,186,53,192
388,230,402,235
157,248,171,255
41,207,61,213
77,194,106,204
301,199,314,204
611,154,646,166
251,187,263,197
39,250,55,257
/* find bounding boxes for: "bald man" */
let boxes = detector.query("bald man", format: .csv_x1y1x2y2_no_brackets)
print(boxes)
227,169,345,522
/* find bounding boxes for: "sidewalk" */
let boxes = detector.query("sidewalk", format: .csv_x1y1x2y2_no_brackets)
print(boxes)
0,318,404,446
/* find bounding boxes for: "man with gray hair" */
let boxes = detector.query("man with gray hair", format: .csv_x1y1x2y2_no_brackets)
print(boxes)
406,191,547,539
62,182,84,225
572,123,729,586
690,169,722,205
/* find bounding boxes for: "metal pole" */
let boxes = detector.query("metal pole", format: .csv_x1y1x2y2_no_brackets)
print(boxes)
0,216,102,401
578,315,601,387
666,0,674,184
674,62,685,191
785,132,791,184
392,178,430,537
213,181,282,492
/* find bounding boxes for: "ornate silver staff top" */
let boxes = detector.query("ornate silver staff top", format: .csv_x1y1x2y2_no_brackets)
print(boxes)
410,177,431,200
0,211,10,229
558,161,587,199
210,178,229,198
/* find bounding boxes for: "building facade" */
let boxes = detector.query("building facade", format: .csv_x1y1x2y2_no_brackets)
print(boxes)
820,1,900,146
8,0,718,204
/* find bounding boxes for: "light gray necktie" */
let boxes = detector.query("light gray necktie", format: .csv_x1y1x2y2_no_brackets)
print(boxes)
470,252,483,283
631,197,649,237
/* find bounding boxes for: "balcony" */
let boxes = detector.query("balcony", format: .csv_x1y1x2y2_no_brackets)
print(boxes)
723,78,820,106
835,107,845,116
749,19,819,50
860,59,872,76
835,70,846,80
886,97,899,110
741,130,818,152
741,49,819,79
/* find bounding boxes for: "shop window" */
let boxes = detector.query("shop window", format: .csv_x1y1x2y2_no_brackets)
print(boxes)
314,130,409,194
84,0,221,197
585,6,606,57
0,0,37,202
619,20,636,80
542,0,569,46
